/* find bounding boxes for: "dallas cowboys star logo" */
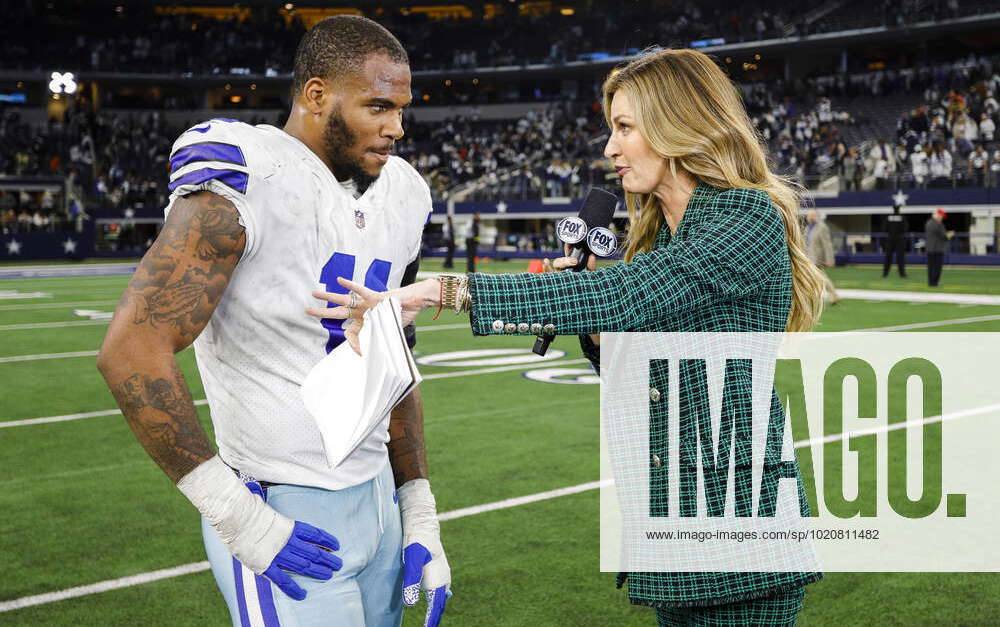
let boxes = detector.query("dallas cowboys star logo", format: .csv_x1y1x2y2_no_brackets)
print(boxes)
496,201,508,214
63,238,77,254
6,239,21,255
892,190,908,207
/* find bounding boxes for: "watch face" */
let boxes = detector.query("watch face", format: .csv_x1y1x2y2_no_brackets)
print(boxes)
586,227,617,257
556,216,587,244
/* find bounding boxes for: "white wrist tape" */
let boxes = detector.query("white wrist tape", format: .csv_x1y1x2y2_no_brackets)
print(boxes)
398,478,451,590
176,456,293,574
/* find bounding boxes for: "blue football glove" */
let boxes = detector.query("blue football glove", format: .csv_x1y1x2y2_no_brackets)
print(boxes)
403,542,450,627
263,520,342,600
398,480,451,627
177,458,343,601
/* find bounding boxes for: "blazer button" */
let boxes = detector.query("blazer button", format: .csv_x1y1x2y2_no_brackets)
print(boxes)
651,454,662,468
492,320,505,332
504,323,517,334
530,323,543,334
517,322,529,333
543,323,556,335
649,387,661,402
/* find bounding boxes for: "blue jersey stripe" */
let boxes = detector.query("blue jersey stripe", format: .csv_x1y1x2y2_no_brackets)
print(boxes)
168,167,249,194
170,142,246,173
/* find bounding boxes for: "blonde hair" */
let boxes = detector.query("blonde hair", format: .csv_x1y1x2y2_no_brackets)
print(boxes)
602,48,824,332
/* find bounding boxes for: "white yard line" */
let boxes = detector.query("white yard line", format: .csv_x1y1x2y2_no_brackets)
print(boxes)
0,320,108,331
851,314,1000,332
423,359,588,380
418,322,470,332
0,300,118,311
1,401,997,612
438,480,607,521
0,400,211,428
837,289,1000,306
0,320,469,334
0,360,588,427
0,350,99,363
6,309,999,364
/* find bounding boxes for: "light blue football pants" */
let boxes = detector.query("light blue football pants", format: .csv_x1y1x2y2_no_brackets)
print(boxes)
202,460,403,627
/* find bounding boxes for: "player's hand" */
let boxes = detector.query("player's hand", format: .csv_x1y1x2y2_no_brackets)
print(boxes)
263,520,343,600
398,480,451,627
403,541,450,627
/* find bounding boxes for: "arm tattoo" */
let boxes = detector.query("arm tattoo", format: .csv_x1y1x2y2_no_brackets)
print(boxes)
388,388,429,487
98,191,245,483
121,191,245,348
109,361,215,483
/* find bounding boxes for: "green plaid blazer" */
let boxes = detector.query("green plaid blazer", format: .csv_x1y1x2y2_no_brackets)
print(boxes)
467,183,821,608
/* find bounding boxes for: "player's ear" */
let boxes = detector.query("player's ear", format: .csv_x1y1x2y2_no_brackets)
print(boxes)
302,77,327,117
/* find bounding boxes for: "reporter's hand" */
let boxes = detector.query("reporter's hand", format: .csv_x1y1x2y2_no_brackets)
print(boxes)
546,244,596,272
306,278,439,355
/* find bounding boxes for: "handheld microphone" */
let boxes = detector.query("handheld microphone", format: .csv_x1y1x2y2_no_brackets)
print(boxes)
532,187,619,356
555,187,620,271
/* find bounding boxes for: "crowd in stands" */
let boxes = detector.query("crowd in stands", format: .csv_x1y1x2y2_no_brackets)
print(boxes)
820,0,995,33
0,107,283,231
398,101,608,200
5,0,978,76
884,54,1000,188
6,55,1000,233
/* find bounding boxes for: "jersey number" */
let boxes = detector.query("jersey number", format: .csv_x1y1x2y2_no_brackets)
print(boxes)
319,253,391,352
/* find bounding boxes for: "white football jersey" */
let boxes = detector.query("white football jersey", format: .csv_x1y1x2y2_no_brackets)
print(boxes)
164,118,431,491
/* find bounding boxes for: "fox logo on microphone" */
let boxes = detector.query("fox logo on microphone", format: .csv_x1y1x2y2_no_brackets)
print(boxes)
587,227,617,257
556,217,588,244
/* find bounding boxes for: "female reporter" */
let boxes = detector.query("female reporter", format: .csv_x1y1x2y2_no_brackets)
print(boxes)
310,48,825,625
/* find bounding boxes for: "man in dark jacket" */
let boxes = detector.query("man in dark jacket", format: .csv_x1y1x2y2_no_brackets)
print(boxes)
443,215,455,269
465,213,480,273
925,208,950,287
883,203,907,277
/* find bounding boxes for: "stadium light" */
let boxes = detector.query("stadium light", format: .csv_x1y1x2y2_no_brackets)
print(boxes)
48,72,78,95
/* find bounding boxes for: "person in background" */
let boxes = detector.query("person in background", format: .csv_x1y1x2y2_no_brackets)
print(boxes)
842,148,859,190
968,143,989,187
925,207,951,287
910,144,929,189
465,212,480,272
883,203,908,278
928,143,953,188
805,209,839,304
443,215,455,269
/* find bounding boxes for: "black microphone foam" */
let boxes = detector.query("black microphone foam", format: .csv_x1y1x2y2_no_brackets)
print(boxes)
578,187,618,232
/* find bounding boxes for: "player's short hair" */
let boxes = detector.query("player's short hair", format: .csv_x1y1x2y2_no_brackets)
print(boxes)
291,15,409,96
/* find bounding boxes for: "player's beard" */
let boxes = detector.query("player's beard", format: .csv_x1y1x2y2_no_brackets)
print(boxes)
323,106,379,194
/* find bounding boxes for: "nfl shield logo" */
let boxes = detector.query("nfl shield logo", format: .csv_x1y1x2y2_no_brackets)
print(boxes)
354,209,366,230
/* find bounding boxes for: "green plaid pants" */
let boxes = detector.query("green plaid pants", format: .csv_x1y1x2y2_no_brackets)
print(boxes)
654,586,805,626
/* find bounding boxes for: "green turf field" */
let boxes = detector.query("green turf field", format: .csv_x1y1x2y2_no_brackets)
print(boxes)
1,260,999,626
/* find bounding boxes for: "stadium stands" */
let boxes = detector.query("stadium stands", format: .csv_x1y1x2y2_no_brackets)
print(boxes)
3,0,856,75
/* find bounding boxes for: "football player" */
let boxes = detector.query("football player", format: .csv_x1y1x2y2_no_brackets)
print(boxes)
97,16,449,627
